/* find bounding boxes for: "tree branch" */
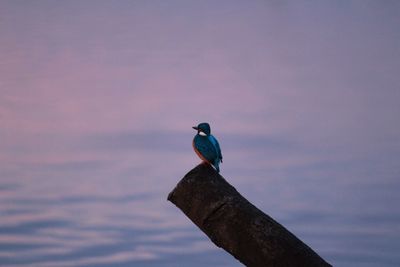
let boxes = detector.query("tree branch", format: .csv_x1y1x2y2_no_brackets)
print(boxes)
168,163,332,267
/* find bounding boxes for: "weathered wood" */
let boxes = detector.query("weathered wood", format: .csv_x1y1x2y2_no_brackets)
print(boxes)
168,163,332,267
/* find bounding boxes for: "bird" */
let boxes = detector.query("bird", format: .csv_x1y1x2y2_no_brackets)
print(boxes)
192,122,223,172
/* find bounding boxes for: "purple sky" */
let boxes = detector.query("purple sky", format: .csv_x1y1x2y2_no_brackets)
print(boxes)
1,0,399,190
1,1,400,266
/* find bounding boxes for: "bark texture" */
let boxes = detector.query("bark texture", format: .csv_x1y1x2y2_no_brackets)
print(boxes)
168,163,332,267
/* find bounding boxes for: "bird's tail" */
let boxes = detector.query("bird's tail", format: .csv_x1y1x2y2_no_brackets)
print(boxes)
213,161,220,173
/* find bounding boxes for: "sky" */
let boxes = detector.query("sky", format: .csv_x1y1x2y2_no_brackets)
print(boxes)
0,1,400,266
1,0,399,199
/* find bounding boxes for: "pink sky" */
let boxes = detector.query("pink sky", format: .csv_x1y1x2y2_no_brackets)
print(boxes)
1,1,399,180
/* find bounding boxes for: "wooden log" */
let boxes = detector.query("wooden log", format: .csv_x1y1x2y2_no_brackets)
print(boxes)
167,163,332,267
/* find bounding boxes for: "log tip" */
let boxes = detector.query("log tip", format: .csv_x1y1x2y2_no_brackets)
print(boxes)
167,164,332,267
167,190,174,202
167,163,217,203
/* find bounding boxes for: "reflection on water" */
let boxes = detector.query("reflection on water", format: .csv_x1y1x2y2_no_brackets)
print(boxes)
0,175,236,267
1,131,399,267
1,1,400,266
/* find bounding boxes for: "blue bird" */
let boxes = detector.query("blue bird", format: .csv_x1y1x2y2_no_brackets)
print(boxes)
192,122,223,172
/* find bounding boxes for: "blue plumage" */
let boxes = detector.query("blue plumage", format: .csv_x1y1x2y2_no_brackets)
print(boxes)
192,122,223,172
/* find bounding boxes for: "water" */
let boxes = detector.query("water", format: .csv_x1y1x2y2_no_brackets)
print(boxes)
1,1,400,266
1,131,399,266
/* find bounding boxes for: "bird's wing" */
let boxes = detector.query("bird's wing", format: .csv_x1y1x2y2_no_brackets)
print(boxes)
194,136,218,162
209,135,223,162
213,136,222,162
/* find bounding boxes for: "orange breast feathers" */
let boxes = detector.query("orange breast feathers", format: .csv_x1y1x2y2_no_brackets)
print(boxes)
192,139,211,164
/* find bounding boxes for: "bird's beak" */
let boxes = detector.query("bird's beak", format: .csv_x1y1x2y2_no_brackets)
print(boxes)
192,126,198,130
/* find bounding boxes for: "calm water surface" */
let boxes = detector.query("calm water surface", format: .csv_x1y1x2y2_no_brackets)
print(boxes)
1,131,399,266
1,1,399,266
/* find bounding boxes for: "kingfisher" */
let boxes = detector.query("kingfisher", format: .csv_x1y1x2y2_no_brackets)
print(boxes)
192,122,223,172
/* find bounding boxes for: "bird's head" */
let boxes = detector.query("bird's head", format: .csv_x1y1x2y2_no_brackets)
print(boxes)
192,122,211,136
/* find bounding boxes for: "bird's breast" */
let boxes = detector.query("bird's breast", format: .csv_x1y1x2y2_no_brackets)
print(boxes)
192,138,210,163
